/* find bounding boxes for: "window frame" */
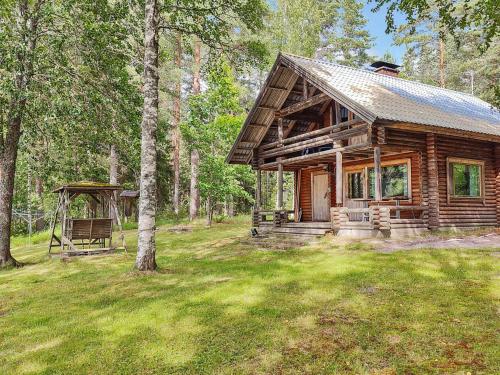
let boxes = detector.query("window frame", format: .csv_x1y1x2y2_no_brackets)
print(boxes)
346,170,365,199
343,158,412,201
446,157,484,200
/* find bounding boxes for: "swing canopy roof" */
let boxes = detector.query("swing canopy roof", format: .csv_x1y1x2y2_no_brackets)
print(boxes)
52,181,122,194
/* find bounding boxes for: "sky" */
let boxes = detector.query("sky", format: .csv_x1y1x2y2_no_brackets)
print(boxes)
362,2,406,64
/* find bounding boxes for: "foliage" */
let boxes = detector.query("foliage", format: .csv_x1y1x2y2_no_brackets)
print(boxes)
182,63,253,220
318,0,373,67
267,0,372,67
369,0,499,52
395,15,500,106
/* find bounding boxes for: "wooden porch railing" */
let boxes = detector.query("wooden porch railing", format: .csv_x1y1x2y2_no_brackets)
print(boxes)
331,205,428,231
252,209,295,227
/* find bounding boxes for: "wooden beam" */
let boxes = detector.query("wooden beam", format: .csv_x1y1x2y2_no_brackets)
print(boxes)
373,146,382,201
275,93,329,118
282,112,323,123
256,169,261,210
277,158,284,209
303,77,308,99
260,143,370,169
335,101,341,126
260,124,369,159
382,121,500,143
283,120,297,138
336,152,343,205
277,117,283,146
260,119,364,151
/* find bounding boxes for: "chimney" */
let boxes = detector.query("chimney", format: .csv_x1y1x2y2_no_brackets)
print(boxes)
370,61,400,77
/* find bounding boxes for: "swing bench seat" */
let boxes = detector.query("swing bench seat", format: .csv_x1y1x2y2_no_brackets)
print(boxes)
65,218,113,242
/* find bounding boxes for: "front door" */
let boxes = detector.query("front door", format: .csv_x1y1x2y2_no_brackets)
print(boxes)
312,173,329,221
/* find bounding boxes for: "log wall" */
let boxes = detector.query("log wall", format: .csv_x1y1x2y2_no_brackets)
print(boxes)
295,127,499,228
385,128,498,228
496,144,500,226
435,135,497,228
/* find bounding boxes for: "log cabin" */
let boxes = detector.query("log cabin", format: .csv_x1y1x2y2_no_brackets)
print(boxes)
227,53,500,237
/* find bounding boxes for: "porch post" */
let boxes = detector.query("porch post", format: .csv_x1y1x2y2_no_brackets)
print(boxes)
277,158,284,210
335,152,343,206
255,169,261,211
373,146,382,201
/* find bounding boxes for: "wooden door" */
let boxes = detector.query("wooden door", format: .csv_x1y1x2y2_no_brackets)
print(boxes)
312,173,329,221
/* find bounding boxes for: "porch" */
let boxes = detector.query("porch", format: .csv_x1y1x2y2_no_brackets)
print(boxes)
252,205,429,238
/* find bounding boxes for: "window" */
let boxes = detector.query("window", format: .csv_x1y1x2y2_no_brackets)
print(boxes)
448,158,483,198
369,163,409,199
348,172,364,199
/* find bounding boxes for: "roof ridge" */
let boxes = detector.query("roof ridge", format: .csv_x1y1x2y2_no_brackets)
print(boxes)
281,52,481,100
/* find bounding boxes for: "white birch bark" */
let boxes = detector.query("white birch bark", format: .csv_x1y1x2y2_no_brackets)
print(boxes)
135,0,159,271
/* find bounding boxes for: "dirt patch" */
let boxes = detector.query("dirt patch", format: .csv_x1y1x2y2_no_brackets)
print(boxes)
372,233,500,253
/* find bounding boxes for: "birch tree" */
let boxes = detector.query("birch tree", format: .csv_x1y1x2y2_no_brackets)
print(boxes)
136,0,160,271
135,0,267,270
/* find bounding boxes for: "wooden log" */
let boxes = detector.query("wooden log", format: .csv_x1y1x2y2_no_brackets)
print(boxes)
277,158,284,209
255,169,261,210
260,123,368,159
374,146,382,201
260,118,363,151
277,117,283,146
336,151,343,205
259,143,370,169
275,93,329,118
426,133,440,229
495,144,500,227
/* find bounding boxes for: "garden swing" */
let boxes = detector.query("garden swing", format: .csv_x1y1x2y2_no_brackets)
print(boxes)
48,182,126,256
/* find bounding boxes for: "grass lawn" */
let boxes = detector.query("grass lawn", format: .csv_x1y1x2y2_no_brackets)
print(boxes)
1,217,499,374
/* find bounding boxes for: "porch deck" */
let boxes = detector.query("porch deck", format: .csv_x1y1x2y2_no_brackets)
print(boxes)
253,205,429,238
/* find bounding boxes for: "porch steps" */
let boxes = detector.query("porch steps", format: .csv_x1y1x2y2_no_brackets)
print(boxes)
272,227,331,236
270,222,332,236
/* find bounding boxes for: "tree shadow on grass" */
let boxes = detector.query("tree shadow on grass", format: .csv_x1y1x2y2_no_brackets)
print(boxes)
1,240,498,374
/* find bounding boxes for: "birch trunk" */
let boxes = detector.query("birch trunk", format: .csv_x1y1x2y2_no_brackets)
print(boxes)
189,36,201,221
135,0,159,271
172,33,182,215
109,144,119,224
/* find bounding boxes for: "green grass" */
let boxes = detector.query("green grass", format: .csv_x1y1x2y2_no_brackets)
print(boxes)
1,216,499,374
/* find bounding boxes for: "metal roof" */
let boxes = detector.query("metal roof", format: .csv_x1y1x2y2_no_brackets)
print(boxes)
283,53,500,136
